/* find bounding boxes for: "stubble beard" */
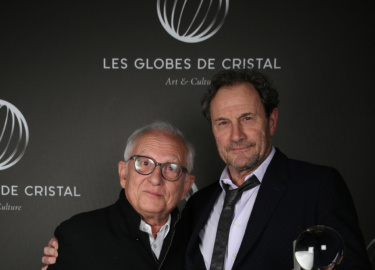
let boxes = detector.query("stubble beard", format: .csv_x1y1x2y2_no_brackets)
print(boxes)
229,152,261,174
224,140,261,174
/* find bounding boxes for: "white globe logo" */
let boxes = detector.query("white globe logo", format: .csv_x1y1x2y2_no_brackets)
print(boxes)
0,100,29,170
157,0,229,43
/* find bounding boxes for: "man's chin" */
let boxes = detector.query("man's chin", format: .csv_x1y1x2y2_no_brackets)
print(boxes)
139,200,164,212
229,158,259,173
139,206,165,217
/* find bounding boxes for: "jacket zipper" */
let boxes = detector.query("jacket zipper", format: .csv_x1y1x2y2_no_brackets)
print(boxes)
157,211,180,270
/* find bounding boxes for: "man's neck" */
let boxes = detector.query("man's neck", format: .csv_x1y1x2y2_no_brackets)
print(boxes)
228,167,258,187
142,214,170,239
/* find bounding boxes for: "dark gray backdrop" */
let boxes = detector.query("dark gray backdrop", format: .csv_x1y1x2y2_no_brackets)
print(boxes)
1,1,374,269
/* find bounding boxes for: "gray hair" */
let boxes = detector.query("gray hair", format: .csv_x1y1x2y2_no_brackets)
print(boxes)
123,121,195,172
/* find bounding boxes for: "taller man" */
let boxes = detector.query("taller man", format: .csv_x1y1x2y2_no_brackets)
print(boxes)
183,69,371,269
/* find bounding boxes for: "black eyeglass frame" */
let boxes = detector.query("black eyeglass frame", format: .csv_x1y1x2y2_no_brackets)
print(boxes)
127,155,188,181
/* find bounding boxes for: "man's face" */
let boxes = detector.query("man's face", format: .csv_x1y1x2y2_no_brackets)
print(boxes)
210,82,278,181
118,130,195,222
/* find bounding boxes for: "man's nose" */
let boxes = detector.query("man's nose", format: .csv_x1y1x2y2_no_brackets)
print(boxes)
148,165,164,185
231,123,246,141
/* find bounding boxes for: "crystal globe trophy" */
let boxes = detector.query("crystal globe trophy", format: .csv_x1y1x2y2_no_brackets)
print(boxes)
294,225,344,270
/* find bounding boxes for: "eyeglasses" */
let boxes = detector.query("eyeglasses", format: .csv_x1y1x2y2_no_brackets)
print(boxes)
127,155,188,181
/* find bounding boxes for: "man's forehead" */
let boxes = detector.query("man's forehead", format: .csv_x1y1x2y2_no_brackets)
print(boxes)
212,84,261,111
136,130,181,144
132,131,186,160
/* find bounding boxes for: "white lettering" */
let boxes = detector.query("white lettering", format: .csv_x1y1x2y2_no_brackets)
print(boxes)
120,58,128,69
49,186,55,196
64,186,73,196
165,78,179,85
25,186,33,196
23,186,81,197
184,58,191,69
221,58,281,69
134,58,192,70
0,203,22,211
35,186,43,196
153,58,164,69
112,58,120,69
197,58,215,69
103,58,127,69
103,58,110,69
0,185,18,196
56,186,64,196
191,77,211,85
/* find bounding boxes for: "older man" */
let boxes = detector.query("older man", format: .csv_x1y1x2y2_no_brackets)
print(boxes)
43,121,195,270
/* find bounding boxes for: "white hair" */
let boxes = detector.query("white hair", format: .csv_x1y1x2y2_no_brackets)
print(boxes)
124,121,195,172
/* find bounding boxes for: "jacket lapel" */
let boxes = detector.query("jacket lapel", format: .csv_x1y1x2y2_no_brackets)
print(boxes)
233,149,289,267
185,182,222,269
190,182,222,243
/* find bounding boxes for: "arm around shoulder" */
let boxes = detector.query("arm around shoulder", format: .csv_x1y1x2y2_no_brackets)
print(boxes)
47,221,80,270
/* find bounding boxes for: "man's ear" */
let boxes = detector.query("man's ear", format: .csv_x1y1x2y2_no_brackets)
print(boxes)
181,174,196,200
118,161,127,189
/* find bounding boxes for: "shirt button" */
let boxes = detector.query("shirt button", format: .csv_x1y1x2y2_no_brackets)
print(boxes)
153,244,157,249
233,221,239,226
232,253,237,258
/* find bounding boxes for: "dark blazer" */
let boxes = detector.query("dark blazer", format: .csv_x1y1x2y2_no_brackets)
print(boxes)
183,149,371,270
48,190,186,270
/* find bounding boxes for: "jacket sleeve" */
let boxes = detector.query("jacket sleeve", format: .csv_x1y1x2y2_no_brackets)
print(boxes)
47,221,80,270
317,167,372,269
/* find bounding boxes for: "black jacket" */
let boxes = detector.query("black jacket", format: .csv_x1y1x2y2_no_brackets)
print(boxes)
49,190,186,270
183,149,372,269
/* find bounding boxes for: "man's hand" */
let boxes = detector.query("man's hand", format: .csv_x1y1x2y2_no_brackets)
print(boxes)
41,237,59,270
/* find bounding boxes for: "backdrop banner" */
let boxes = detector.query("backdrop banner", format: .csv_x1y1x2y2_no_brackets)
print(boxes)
1,1,374,269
